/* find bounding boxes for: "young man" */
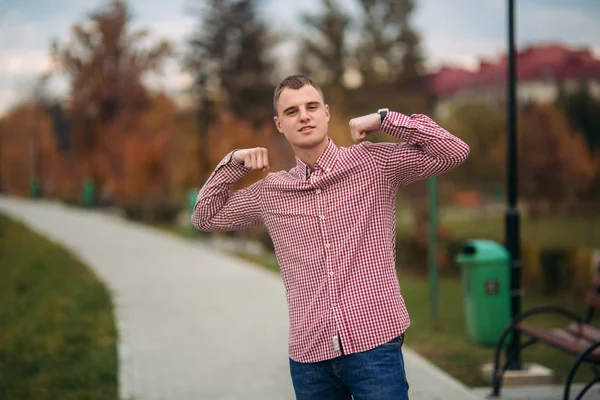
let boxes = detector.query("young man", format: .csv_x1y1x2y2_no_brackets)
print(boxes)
192,75,469,399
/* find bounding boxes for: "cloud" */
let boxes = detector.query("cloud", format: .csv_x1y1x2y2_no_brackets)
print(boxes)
422,34,505,70
519,6,600,46
417,0,600,71
0,50,52,77
0,89,20,114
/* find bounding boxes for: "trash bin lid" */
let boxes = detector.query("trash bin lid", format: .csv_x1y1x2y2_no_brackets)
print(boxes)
455,239,510,263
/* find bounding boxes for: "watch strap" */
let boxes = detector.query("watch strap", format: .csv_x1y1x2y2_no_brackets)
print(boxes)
377,108,389,123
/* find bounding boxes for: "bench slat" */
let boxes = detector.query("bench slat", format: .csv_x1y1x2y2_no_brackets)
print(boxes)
517,322,600,361
567,323,600,342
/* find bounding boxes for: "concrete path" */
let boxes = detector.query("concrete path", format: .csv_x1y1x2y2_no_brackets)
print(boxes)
1,196,477,400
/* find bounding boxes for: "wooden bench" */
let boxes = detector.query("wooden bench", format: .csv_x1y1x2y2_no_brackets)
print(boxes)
490,273,600,400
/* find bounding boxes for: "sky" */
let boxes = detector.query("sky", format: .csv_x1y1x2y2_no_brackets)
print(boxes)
1,0,599,115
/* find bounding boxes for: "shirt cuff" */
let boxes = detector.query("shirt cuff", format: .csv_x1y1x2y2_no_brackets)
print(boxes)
380,111,412,140
212,150,252,182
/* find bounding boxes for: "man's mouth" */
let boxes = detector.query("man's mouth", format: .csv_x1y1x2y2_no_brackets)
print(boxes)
299,126,315,132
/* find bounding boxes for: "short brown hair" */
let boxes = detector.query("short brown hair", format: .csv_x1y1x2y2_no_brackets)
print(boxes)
273,75,325,116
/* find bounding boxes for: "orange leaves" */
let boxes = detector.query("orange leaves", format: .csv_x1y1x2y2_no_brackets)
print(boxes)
205,110,285,190
120,93,175,201
0,103,59,196
518,104,597,208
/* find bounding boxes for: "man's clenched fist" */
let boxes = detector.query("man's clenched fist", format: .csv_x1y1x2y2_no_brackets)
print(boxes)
233,147,270,172
349,113,382,143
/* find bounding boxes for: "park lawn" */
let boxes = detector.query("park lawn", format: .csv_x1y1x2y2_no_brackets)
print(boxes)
0,214,118,400
398,211,600,249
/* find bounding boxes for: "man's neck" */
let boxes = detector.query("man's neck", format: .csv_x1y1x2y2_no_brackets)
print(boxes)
294,137,330,170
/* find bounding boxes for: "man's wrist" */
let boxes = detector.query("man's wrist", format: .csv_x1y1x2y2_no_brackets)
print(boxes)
230,150,243,165
377,108,389,124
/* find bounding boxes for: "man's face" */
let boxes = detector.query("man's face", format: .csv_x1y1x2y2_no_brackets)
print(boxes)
273,85,330,151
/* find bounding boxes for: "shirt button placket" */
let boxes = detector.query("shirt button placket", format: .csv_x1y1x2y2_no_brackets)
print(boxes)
316,187,339,341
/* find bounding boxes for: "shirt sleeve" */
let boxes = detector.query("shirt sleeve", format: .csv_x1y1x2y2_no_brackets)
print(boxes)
362,111,470,188
191,150,264,232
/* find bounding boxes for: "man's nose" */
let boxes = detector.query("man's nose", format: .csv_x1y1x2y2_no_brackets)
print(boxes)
299,107,310,121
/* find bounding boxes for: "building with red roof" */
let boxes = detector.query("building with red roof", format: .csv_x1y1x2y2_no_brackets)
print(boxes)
429,43,600,117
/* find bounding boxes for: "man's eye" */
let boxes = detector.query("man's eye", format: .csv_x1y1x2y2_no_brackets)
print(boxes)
309,105,317,110
287,110,296,116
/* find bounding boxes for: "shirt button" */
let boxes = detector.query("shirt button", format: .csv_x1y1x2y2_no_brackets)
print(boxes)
320,215,325,220
324,243,331,249
315,189,321,194
329,271,334,276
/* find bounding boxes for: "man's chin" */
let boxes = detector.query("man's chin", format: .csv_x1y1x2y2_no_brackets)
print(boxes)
294,139,326,150
292,133,327,148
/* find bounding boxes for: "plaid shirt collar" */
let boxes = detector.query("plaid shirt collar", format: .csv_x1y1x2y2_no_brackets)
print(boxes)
295,138,340,181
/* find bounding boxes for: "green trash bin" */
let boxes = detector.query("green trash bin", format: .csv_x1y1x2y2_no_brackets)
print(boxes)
81,179,95,207
455,239,511,346
29,178,41,199
186,188,199,230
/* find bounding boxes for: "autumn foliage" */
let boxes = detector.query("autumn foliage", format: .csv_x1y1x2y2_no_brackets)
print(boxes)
518,103,596,213
0,0,599,223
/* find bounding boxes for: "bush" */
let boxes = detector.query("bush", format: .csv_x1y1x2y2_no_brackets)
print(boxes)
153,202,181,224
123,202,181,224
395,230,464,277
395,228,596,297
123,203,144,221
247,227,274,252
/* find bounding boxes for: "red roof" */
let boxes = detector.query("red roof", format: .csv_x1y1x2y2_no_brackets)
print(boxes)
430,43,600,97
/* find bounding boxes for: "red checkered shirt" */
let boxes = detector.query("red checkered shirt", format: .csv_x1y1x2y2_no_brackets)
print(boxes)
192,111,469,363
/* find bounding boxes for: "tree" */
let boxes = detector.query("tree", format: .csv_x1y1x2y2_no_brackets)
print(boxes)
355,0,424,86
440,102,506,191
518,104,596,214
186,0,275,182
0,103,62,197
186,0,274,121
51,0,172,182
121,93,175,204
298,0,352,87
556,79,600,154
556,80,600,201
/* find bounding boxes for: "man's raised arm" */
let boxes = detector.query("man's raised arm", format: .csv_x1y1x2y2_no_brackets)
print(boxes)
350,111,470,188
191,147,270,232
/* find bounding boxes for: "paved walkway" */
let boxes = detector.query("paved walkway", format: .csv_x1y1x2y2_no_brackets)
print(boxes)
2,196,479,400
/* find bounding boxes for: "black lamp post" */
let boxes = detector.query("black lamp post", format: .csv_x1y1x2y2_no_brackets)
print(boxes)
505,0,522,370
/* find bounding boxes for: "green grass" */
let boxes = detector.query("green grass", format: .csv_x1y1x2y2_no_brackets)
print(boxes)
0,214,118,400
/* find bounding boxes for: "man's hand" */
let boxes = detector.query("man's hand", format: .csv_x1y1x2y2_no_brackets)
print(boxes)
233,148,270,172
349,113,382,143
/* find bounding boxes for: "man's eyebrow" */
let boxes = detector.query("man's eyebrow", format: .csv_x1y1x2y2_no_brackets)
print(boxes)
282,105,297,114
283,102,321,114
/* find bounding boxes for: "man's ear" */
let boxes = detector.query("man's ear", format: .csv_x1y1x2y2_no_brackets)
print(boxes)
274,116,283,133
325,104,330,122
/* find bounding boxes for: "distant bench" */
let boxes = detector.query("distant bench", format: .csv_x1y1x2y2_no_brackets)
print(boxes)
490,273,600,400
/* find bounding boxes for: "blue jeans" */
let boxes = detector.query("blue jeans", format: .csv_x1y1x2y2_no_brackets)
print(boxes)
289,335,409,400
